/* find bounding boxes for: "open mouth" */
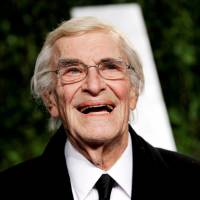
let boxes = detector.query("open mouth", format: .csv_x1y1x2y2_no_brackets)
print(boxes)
77,104,115,114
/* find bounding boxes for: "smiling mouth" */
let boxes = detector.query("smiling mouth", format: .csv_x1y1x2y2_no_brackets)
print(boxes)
77,104,115,114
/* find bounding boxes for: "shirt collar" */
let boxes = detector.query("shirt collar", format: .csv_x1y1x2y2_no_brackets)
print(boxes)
107,133,133,197
65,133,133,200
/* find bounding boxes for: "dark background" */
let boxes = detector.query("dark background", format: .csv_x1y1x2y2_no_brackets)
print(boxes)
0,0,200,171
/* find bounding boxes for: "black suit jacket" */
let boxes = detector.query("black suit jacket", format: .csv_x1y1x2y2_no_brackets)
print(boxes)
1,125,200,199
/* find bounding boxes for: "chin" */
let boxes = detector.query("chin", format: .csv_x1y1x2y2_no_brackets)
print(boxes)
80,134,115,148
81,126,119,143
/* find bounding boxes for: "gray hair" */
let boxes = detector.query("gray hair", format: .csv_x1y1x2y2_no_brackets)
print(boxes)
31,16,144,128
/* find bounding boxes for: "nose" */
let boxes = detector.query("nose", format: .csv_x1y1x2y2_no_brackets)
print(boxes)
81,67,106,96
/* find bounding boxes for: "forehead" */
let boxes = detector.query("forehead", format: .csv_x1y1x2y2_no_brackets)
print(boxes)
53,31,124,63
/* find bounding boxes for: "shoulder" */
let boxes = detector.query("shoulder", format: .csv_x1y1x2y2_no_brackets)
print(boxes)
158,147,200,164
156,147,200,171
0,156,45,195
129,126,200,198
0,156,43,177
129,125,200,170
130,125,200,176
0,156,45,180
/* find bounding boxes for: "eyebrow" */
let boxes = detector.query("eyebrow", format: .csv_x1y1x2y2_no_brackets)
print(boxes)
58,58,82,65
100,57,123,63
58,57,123,65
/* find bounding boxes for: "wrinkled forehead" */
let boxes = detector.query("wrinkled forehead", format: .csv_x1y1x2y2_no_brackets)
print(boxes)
51,31,126,65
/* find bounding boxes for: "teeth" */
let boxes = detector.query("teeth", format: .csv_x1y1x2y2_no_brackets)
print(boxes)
106,105,113,112
80,105,95,113
79,105,114,113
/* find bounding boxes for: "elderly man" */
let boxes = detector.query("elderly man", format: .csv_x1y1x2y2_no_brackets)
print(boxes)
0,17,200,200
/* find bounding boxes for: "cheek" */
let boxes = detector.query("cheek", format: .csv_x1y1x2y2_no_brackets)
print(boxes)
57,83,81,105
110,81,132,103
109,81,137,111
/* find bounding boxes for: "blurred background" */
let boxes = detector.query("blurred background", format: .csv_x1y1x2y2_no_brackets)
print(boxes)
0,0,199,171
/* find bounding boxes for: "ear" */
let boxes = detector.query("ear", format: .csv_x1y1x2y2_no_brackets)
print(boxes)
42,91,59,118
129,86,138,110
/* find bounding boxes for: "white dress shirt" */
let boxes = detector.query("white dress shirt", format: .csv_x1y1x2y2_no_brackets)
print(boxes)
65,133,133,200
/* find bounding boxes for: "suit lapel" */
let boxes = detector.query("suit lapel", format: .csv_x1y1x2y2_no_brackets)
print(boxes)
129,125,169,200
129,125,150,200
41,126,74,199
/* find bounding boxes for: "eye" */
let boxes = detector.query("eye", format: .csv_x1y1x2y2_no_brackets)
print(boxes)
101,61,122,71
61,65,84,76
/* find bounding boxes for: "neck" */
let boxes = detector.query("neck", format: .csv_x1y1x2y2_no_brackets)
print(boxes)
69,132,128,170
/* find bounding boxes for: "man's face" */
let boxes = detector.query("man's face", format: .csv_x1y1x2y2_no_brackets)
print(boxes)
49,32,137,147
